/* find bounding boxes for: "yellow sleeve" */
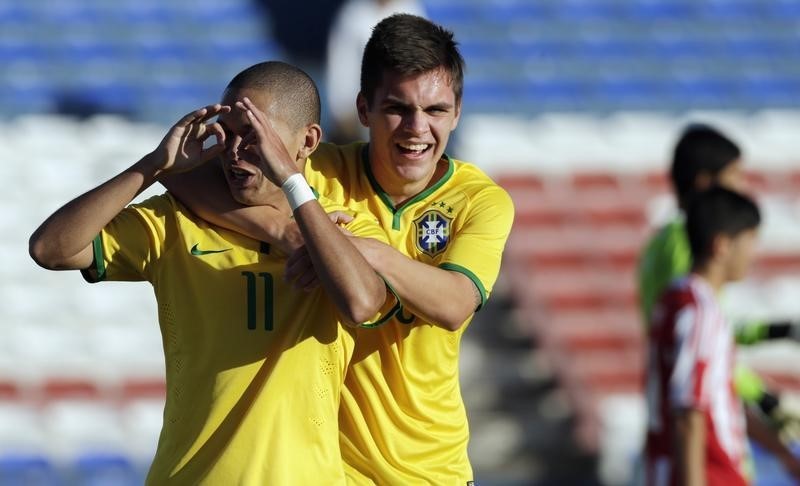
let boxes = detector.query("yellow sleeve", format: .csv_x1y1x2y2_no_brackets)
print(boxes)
439,185,514,309
81,194,171,283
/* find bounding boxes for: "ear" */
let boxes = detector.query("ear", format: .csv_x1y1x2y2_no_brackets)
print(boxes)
711,234,731,260
694,171,713,192
451,99,462,131
297,123,322,161
356,92,369,127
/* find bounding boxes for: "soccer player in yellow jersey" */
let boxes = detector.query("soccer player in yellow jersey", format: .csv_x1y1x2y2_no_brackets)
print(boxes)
169,15,515,484
29,62,395,484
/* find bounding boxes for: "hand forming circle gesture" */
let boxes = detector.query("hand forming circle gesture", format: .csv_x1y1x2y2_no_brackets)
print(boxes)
153,103,231,175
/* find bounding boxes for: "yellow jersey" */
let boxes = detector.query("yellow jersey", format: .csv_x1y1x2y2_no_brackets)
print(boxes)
305,143,515,484
82,192,389,485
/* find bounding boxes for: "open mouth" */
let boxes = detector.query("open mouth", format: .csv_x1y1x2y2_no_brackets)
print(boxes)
227,165,257,186
396,142,431,157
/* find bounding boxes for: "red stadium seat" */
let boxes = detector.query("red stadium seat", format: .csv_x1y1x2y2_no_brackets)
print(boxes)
40,378,101,401
495,173,547,192
119,378,166,401
0,379,22,400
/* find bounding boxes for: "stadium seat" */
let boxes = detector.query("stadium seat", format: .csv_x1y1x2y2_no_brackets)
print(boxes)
0,454,60,486
71,453,142,486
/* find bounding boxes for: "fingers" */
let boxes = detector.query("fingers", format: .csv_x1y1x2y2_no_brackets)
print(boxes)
296,270,320,292
198,122,227,160
327,210,354,225
285,247,312,283
176,104,231,129
285,248,320,291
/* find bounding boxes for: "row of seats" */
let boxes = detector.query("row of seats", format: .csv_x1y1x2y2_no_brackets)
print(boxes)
0,0,278,122
427,0,800,23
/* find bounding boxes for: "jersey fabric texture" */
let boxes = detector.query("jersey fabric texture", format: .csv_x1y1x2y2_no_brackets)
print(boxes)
305,142,515,484
645,275,747,486
82,192,388,485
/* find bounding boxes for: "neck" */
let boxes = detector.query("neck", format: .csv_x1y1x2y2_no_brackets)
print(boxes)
691,261,726,294
370,152,448,207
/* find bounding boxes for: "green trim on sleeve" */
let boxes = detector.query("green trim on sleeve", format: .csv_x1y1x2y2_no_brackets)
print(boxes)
359,273,402,328
439,262,487,311
80,234,107,283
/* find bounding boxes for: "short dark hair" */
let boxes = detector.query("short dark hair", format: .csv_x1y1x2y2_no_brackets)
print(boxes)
685,186,760,266
360,14,465,107
224,61,320,129
671,124,741,208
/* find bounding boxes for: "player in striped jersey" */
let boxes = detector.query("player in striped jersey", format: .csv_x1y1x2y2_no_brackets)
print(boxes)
29,62,393,484
646,187,759,485
646,187,800,485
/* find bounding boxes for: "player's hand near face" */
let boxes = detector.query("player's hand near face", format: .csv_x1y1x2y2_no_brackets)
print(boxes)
29,103,229,272
236,97,299,186
153,104,230,175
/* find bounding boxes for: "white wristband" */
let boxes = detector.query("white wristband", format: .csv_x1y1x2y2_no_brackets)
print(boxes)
281,173,316,211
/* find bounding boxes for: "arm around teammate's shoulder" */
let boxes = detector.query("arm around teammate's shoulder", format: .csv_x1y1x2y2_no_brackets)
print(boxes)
292,202,387,326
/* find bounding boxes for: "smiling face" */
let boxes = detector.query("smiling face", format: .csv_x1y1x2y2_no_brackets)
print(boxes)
218,88,301,206
357,68,461,197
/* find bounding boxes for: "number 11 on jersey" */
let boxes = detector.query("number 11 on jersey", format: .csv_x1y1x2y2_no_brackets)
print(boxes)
242,271,274,331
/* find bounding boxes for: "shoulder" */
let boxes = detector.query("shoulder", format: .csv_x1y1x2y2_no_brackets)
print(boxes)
307,142,365,181
448,157,514,214
127,192,180,217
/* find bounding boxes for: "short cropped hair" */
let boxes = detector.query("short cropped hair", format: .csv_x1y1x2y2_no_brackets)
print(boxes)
671,124,741,208
224,61,320,129
360,14,465,107
685,186,760,266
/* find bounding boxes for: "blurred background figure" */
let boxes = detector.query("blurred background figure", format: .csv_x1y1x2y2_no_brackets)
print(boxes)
325,0,426,144
3,0,800,485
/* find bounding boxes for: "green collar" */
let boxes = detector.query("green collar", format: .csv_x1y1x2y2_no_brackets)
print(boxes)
361,144,455,230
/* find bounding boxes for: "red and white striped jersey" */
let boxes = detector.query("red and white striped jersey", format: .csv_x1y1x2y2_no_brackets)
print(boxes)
645,274,748,486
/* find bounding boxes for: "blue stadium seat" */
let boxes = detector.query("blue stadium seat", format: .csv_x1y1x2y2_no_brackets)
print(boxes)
625,0,694,21
482,2,550,24
769,0,800,19
0,454,61,486
647,36,720,60
463,78,524,112
575,37,643,61
740,75,800,107
555,1,620,21
425,3,480,24
525,77,588,110
0,4,34,24
71,453,142,486
667,76,738,108
593,77,667,109
697,1,764,20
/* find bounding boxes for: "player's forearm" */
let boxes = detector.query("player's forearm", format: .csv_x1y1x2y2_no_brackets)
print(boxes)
29,153,162,270
164,162,298,252
361,243,476,331
293,201,385,325
676,409,707,486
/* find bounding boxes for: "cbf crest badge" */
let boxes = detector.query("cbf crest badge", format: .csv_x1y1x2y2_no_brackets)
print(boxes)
414,210,451,257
